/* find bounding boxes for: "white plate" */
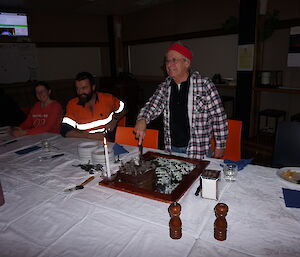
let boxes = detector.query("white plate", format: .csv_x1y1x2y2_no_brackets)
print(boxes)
78,142,99,152
277,167,300,184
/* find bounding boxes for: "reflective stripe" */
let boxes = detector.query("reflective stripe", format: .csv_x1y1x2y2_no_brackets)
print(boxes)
76,113,113,130
62,101,124,131
89,128,106,134
62,117,77,128
114,101,125,114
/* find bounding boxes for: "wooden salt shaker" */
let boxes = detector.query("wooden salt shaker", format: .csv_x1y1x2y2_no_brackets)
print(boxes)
168,202,182,239
214,203,228,241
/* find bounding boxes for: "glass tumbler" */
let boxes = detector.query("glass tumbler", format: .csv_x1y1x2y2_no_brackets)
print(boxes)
41,139,50,151
223,163,238,182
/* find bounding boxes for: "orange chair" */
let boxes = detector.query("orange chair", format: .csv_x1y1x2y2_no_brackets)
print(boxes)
117,116,126,127
115,126,159,149
211,119,242,161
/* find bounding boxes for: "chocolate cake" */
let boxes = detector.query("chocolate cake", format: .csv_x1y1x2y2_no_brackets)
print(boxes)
116,159,156,190
116,157,195,193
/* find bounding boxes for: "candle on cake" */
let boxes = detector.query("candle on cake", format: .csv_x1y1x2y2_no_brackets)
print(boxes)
103,137,111,179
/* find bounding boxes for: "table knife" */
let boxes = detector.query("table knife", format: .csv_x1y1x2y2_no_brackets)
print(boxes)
51,153,64,158
64,176,95,192
1,139,17,146
40,153,64,160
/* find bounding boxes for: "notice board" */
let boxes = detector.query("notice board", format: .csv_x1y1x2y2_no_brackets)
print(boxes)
0,43,38,83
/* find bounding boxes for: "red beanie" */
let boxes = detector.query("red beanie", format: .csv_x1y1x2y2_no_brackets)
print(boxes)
167,43,192,62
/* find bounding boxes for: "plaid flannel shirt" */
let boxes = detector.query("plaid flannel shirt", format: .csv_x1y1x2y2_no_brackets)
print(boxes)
137,71,228,159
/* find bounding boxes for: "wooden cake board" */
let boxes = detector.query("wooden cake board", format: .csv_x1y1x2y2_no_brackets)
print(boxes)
99,151,209,203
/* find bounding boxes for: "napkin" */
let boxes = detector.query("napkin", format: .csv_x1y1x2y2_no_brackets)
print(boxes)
282,188,300,208
223,158,253,171
15,145,41,155
113,143,129,156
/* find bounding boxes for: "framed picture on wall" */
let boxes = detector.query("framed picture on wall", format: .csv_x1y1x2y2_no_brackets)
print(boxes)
237,44,254,71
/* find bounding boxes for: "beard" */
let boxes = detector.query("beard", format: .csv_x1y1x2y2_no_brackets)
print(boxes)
78,91,94,106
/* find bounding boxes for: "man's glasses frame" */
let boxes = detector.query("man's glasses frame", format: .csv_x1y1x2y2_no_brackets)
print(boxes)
164,57,186,64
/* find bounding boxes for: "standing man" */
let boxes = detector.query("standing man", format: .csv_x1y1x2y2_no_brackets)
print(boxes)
134,42,228,159
61,72,126,140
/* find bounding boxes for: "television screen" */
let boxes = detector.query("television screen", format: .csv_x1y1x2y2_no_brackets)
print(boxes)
0,12,28,36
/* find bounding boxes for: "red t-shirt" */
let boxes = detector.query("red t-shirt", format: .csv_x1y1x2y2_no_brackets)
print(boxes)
20,100,63,135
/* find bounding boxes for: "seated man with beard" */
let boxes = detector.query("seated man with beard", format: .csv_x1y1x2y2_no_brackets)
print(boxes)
61,72,127,141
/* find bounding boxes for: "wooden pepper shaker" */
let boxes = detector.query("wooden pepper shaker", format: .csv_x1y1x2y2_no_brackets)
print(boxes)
168,202,182,239
214,203,228,241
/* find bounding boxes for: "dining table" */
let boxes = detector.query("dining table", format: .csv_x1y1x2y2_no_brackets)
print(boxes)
0,131,299,257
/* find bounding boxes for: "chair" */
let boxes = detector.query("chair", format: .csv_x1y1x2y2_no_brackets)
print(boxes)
272,121,300,168
291,113,300,122
258,109,286,134
115,126,159,149
211,119,242,161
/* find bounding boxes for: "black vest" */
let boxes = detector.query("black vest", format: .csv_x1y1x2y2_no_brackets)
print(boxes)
169,78,190,147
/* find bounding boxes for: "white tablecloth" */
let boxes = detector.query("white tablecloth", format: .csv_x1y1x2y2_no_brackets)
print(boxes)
0,133,299,257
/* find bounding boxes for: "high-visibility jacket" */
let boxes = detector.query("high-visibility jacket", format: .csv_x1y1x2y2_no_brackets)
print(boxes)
62,92,124,134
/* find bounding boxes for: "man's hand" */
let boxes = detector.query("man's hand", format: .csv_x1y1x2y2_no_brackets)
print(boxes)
11,127,27,137
134,119,147,145
213,148,225,159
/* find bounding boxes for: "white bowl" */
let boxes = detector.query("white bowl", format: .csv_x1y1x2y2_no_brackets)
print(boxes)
78,141,100,164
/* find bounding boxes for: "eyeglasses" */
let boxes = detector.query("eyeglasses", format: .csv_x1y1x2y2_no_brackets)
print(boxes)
165,57,185,64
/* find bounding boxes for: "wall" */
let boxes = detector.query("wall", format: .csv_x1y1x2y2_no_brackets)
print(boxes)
124,0,300,82
37,47,103,81
259,0,300,121
268,0,300,20
124,0,300,124
129,35,238,79
0,44,108,83
123,0,239,41
0,13,110,83
1,0,300,118
0,43,38,83
30,14,108,42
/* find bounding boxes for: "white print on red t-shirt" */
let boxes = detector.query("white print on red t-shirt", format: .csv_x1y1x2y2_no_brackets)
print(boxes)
32,114,48,128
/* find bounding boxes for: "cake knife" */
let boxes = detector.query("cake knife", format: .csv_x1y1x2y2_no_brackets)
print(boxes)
138,144,143,164
64,176,95,192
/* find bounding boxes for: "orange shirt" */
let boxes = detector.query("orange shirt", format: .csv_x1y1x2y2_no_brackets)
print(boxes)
63,92,123,133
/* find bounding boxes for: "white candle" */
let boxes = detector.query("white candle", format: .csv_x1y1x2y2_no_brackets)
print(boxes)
103,137,111,178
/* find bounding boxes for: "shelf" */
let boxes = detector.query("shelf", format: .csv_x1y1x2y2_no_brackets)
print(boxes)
215,84,236,89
